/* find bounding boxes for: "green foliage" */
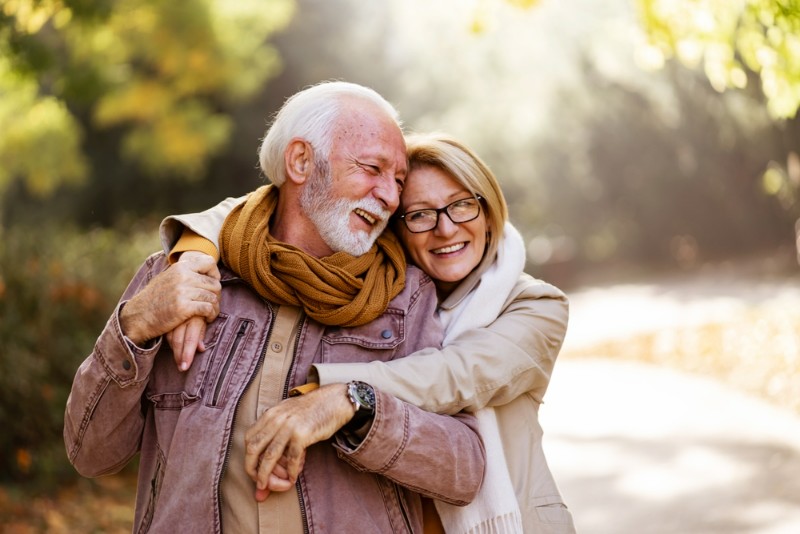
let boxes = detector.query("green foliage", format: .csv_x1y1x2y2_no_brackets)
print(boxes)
637,0,800,119
0,221,159,485
0,0,294,195
0,56,87,196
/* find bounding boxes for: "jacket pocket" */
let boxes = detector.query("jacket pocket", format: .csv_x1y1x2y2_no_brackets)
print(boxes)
375,476,414,534
205,318,254,407
145,313,228,409
137,451,165,534
320,310,405,363
394,483,413,533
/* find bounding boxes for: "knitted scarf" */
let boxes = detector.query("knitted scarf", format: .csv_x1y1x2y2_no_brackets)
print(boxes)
219,185,406,327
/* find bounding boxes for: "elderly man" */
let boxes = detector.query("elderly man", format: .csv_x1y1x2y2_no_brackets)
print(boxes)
64,81,485,533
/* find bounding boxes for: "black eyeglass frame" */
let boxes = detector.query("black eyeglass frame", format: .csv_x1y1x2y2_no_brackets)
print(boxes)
397,195,484,233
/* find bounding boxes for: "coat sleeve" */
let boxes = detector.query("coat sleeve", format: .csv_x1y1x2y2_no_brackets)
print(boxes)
333,272,486,506
63,253,168,477
158,195,244,258
315,273,568,415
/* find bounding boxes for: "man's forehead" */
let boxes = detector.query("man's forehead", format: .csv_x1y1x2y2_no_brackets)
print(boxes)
357,145,406,162
337,100,401,135
334,126,406,160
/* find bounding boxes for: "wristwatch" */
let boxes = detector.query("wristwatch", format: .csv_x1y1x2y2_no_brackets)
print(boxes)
344,380,375,432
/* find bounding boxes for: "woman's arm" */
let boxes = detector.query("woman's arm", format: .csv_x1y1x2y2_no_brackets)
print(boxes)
159,196,242,366
313,273,568,415
159,202,569,416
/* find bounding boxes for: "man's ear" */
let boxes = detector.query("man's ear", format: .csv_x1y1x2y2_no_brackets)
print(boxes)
284,138,313,185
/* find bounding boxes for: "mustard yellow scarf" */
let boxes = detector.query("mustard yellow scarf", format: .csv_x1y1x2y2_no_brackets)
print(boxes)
220,185,406,326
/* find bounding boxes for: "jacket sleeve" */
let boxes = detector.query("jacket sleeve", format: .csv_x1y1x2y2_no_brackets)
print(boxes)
158,195,244,259
333,272,486,505
315,273,568,415
63,253,168,477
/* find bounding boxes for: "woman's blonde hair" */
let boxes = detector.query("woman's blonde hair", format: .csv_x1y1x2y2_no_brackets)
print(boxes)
404,132,508,263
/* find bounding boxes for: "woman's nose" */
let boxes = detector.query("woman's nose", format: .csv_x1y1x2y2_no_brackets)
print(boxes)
433,212,459,237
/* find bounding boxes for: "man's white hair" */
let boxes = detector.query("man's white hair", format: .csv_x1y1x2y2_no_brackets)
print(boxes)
258,81,402,187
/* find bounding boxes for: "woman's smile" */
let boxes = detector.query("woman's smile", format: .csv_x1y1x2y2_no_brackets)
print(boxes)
397,164,488,296
431,241,468,255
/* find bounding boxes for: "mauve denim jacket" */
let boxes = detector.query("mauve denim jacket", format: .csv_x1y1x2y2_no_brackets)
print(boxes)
64,252,485,533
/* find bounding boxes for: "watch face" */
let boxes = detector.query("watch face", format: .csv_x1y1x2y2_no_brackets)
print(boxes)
350,381,375,411
356,382,375,408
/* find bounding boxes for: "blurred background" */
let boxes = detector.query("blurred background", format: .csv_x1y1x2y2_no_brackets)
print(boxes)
1,0,799,531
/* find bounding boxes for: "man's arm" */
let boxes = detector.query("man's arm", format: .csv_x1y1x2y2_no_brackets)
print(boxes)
334,388,485,505
64,253,220,476
244,272,486,505
118,253,220,344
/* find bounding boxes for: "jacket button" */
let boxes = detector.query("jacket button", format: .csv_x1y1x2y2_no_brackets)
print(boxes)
122,359,132,371
381,329,392,339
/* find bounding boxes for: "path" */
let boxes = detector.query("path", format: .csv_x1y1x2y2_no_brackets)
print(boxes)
540,273,800,533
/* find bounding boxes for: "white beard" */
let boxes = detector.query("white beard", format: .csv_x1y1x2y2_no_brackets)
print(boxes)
300,162,390,256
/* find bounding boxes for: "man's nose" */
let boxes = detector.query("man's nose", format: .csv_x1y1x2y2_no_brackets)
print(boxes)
373,174,400,212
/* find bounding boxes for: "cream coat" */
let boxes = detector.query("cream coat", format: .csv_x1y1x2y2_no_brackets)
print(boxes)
315,273,576,533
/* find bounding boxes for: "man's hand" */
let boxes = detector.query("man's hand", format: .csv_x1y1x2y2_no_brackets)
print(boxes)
244,384,357,502
120,252,221,346
165,252,222,371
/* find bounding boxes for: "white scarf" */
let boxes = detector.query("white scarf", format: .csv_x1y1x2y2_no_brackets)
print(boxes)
434,222,526,534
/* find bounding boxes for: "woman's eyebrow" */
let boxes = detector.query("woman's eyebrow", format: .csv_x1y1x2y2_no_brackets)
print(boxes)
402,191,471,211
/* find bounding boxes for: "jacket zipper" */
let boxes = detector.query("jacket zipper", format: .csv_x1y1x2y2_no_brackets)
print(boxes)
394,484,413,533
286,313,310,534
282,314,306,400
295,470,310,534
212,319,251,406
216,302,274,531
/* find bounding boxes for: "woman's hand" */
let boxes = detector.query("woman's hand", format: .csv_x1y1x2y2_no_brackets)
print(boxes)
253,456,300,502
165,251,221,371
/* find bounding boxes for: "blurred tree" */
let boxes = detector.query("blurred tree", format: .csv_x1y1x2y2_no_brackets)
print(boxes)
0,0,294,200
0,220,160,484
529,60,795,272
0,0,293,485
633,0,800,243
635,0,800,120
0,54,86,197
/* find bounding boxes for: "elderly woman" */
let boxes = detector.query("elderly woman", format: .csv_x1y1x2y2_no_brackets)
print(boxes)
161,133,575,533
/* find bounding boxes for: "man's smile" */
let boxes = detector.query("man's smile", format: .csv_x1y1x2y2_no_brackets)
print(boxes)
354,208,378,226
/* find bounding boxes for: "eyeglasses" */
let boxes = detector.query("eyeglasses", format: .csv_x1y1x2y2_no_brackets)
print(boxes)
398,195,483,233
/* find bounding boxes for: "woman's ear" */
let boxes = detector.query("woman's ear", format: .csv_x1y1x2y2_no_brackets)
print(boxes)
284,138,313,185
